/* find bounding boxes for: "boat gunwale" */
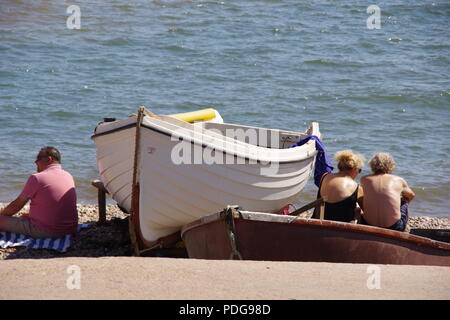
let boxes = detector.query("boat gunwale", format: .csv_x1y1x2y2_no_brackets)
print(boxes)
181,210,450,252
91,122,136,139
92,119,319,164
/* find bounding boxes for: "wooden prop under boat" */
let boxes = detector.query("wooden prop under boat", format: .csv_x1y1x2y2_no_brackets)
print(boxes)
180,206,450,266
92,107,320,253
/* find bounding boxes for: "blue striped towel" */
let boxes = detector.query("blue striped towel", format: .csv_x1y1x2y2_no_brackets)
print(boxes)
0,223,93,253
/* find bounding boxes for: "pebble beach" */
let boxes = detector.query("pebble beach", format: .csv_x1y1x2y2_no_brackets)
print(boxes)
0,205,450,301
1,203,449,260
1,204,449,300
0,204,131,260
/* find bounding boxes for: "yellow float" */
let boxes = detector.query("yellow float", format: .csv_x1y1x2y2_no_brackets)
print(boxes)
169,108,218,123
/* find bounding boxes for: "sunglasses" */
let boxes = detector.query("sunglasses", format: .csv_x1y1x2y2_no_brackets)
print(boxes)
35,155,49,163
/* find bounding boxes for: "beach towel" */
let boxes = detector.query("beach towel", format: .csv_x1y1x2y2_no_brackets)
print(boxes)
288,135,334,188
0,223,93,253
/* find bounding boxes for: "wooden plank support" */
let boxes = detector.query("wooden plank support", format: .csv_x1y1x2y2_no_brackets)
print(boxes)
289,198,324,217
91,179,108,225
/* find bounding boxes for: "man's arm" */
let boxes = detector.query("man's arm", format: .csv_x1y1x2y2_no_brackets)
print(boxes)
0,195,29,217
400,178,415,202
356,185,364,210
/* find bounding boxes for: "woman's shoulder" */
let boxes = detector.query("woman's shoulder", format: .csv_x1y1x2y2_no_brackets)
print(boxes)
324,174,357,189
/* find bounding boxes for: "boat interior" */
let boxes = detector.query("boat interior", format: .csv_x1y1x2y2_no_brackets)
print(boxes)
197,121,311,149
148,114,315,150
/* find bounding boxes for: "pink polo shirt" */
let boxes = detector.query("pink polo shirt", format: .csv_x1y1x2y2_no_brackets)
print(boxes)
20,164,78,235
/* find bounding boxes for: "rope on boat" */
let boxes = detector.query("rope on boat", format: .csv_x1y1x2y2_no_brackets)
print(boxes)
129,106,145,256
225,206,243,260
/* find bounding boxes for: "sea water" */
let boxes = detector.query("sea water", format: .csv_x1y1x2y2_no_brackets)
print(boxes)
0,0,449,217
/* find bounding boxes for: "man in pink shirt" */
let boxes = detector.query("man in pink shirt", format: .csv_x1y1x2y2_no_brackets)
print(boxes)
0,147,78,238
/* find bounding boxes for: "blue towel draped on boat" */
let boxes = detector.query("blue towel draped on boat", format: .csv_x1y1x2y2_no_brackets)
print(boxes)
288,135,334,187
0,223,93,253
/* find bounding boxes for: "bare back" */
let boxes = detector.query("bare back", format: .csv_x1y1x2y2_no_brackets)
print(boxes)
320,173,359,203
360,174,411,227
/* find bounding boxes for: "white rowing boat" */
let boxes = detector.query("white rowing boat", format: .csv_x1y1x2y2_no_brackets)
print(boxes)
92,107,320,249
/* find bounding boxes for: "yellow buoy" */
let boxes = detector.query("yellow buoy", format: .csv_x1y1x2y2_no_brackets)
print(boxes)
169,108,217,123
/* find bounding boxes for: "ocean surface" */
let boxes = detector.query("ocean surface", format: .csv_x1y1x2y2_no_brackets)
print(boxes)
0,0,449,217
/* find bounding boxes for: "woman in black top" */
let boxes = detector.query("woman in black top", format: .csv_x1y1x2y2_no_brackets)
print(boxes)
317,150,365,223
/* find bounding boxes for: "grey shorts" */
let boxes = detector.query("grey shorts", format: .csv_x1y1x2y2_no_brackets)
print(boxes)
3,217,60,238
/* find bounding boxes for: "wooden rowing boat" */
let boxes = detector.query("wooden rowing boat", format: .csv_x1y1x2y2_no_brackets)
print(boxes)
181,206,450,266
92,107,320,251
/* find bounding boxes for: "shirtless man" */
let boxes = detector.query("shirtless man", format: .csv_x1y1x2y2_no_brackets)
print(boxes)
360,153,415,231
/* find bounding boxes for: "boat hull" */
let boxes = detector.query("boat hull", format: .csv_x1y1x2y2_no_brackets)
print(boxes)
181,208,450,266
92,110,319,248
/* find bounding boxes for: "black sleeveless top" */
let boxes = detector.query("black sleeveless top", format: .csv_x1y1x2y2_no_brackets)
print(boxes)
317,174,359,223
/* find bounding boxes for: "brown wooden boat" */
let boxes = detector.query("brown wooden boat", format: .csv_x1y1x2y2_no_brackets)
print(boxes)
181,206,450,266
